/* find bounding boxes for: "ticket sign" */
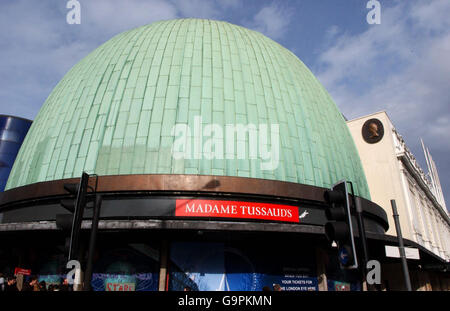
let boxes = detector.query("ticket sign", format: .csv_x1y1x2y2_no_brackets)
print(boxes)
105,282,135,291
175,199,300,223
14,267,31,276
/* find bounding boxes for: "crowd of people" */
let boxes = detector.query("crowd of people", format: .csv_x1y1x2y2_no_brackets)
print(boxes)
0,273,73,292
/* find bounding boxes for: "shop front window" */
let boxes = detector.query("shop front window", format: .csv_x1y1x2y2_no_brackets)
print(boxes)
168,241,318,291
91,243,160,291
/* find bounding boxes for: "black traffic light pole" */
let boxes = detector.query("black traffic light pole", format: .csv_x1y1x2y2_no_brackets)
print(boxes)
84,194,102,291
391,200,412,291
68,172,90,261
347,182,370,289
354,197,369,265
58,172,104,291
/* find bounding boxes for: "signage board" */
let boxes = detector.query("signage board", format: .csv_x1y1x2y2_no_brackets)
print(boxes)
105,282,135,291
14,267,31,276
333,281,351,291
175,199,300,223
4,196,337,227
385,245,420,260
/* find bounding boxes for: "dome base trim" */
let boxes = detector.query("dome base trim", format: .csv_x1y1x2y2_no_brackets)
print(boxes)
0,174,388,230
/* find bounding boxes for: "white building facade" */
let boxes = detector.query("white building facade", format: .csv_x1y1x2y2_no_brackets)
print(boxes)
347,111,450,262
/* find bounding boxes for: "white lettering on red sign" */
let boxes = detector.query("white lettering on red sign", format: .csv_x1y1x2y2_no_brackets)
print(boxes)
176,199,299,223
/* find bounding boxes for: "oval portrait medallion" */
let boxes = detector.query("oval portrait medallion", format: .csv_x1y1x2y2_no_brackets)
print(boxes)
362,118,384,144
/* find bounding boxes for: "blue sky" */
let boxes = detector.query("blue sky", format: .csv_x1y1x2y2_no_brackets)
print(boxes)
0,0,449,210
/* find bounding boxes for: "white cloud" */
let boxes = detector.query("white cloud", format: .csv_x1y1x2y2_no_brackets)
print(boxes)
245,2,293,40
410,0,450,33
324,25,340,41
81,0,178,40
428,116,450,138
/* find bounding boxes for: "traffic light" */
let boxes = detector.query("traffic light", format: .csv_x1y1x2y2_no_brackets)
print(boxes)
323,180,358,269
56,172,90,261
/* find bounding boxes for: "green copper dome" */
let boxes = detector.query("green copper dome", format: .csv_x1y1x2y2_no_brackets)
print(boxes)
6,19,370,199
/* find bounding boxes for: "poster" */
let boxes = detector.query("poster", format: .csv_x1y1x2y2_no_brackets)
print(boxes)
91,245,159,291
169,241,318,291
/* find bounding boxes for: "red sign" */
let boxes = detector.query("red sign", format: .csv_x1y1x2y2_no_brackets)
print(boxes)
334,282,351,291
14,268,31,276
106,283,135,291
175,199,299,223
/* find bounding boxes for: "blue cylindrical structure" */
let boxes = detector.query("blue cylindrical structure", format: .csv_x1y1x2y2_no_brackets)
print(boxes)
0,115,32,191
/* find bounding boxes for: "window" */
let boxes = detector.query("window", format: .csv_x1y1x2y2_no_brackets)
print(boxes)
91,241,160,291
168,240,319,291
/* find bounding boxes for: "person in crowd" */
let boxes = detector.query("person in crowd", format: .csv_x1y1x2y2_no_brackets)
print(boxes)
262,286,271,291
5,277,18,292
60,278,73,291
39,280,47,291
21,277,32,291
273,284,282,291
29,275,40,291
183,286,192,291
